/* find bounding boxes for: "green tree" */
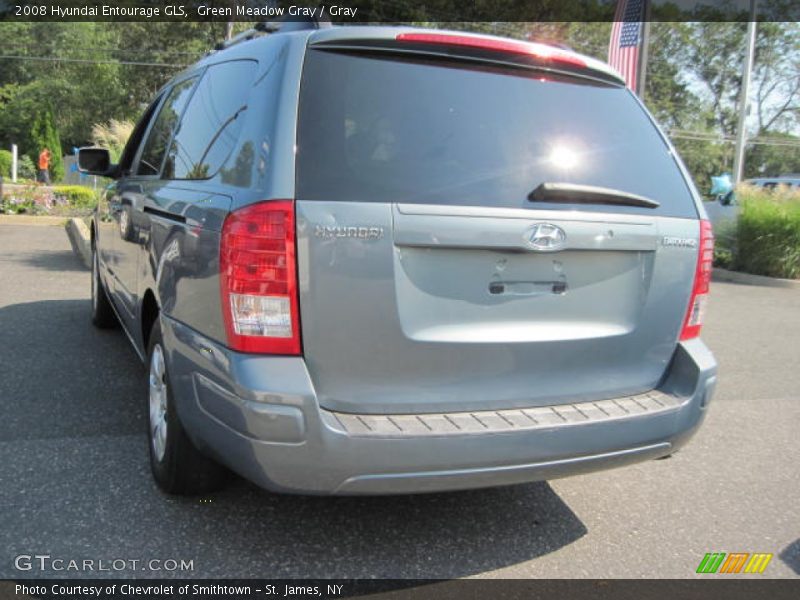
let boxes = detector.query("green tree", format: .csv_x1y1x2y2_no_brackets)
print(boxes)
0,22,212,150
30,108,64,182
681,22,800,138
745,135,800,178
0,149,12,178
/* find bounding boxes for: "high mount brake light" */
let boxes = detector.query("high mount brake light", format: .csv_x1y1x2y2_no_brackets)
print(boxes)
219,200,301,355
680,220,714,341
395,32,587,69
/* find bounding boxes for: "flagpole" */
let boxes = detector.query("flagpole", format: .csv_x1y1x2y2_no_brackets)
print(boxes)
225,0,235,40
733,0,758,184
636,1,651,98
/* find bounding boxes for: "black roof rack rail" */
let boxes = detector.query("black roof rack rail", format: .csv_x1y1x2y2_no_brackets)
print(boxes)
213,15,332,52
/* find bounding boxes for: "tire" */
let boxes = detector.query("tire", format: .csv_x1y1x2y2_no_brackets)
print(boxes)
91,244,118,329
147,319,227,495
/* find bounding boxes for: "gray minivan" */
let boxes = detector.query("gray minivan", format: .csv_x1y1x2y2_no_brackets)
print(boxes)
81,21,717,495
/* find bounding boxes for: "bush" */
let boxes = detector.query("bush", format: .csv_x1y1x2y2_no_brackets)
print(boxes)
17,155,36,180
0,150,11,179
1,183,97,216
52,185,97,208
0,184,50,215
733,185,800,279
712,218,737,270
0,196,39,215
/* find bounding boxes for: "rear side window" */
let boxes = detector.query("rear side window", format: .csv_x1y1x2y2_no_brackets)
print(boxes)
136,78,196,176
297,50,698,218
164,60,256,180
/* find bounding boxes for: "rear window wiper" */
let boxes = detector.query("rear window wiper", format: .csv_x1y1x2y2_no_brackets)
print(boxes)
528,182,660,209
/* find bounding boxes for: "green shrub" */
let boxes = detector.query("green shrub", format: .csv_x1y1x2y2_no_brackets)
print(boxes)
17,155,36,180
712,218,736,270
1,196,38,215
1,184,47,214
0,150,11,179
713,246,734,270
733,185,800,279
52,185,97,208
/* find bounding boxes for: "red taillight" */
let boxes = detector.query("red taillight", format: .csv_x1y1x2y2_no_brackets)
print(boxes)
680,220,714,341
395,32,587,69
219,200,301,355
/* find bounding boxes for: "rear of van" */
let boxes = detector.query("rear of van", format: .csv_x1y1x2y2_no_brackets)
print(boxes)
193,27,718,494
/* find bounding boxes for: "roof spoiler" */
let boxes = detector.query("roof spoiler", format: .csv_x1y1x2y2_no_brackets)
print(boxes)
214,14,332,51
309,29,624,86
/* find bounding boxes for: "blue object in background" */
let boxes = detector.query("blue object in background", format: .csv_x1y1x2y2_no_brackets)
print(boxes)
710,173,733,196
69,147,88,183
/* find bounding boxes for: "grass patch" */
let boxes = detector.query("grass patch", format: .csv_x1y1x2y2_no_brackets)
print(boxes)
729,185,800,279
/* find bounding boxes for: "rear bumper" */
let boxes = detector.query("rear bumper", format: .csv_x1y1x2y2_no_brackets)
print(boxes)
162,316,717,495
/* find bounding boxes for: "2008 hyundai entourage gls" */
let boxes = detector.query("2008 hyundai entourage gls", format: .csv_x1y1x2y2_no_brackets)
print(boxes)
79,20,717,496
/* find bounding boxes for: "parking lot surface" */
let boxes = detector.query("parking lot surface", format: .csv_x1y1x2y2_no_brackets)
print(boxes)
0,223,798,578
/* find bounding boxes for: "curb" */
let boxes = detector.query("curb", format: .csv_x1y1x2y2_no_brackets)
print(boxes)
0,215,67,226
713,267,800,290
65,217,91,270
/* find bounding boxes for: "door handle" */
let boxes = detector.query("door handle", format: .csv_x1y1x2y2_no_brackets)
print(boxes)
143,205,186,224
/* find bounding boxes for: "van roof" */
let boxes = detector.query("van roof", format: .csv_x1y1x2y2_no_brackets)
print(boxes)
307,26,626,85
203,23,625,86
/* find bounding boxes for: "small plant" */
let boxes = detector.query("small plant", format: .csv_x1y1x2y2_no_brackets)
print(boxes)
1,193,41,215
1,184,57,214
17,155,37,180
52,185,98,209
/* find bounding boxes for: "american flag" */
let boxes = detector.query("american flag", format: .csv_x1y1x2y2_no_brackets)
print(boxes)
608,0,646,92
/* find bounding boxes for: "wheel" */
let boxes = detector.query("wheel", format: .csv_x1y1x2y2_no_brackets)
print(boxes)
91,243,118,329
119,205,135,241
147,319,227,494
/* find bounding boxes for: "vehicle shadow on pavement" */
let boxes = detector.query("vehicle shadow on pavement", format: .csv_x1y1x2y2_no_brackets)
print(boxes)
17,248,90,273
185,477,588,578
0,299,145,442
0,298,587,579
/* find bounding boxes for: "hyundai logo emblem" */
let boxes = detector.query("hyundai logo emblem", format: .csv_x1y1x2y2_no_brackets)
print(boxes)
527,223,567,251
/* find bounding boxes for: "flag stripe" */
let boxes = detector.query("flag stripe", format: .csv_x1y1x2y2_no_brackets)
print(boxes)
608,0,645,92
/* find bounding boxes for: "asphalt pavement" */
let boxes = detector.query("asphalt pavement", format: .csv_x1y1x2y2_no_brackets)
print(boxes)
0,222,798,579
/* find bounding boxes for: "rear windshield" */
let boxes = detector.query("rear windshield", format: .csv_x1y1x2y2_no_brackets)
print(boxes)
296,49,698,219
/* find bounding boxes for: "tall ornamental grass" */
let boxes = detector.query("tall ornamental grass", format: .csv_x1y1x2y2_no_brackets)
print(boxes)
733,185,800,279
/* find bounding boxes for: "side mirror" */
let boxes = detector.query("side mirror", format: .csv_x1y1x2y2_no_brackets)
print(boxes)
78,147,117,177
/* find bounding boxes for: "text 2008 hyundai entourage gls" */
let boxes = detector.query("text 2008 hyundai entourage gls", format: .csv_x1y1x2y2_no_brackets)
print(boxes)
79,21,717,496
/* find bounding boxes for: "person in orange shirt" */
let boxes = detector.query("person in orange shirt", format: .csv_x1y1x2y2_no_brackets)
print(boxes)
38,148,51,185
